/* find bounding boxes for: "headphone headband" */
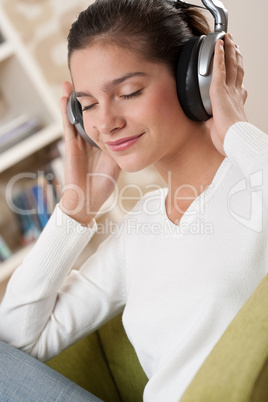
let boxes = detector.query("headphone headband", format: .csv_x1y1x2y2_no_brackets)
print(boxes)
171,0,206,10
201,0,228,32
174,1,228,33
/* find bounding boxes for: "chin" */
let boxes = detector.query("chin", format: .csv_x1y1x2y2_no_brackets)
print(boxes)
116,154,151,173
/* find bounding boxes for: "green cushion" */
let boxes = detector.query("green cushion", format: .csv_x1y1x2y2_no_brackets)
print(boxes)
98,314,148,402
251,354,268,402
46,331,121,402
181,273,268,402
46,314,148,401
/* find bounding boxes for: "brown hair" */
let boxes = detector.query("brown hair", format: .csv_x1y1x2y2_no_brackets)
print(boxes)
67,0,210,71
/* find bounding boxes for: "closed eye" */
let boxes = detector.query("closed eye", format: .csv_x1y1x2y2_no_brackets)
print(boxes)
82,89,143,112
121,89,143,100
82,103,98,112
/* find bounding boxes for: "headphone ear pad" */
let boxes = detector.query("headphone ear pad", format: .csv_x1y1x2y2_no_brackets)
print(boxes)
176,36,210,122
73,98,84,129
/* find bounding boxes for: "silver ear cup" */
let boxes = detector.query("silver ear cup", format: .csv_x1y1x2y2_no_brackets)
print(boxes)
197,1,228,115
198,31,225,116
67,91,99,148
176,0,228,121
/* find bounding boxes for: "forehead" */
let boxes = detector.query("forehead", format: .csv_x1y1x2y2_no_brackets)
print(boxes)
69,43,167,87
71,44,143,72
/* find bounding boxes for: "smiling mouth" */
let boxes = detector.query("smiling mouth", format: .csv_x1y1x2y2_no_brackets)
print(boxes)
105,133,145,152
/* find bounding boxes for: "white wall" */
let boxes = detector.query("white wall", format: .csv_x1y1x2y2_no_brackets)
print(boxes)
224,0,268,132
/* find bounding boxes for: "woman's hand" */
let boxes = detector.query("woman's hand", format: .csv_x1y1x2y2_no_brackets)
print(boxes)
59,81,121,226
206,34,248,155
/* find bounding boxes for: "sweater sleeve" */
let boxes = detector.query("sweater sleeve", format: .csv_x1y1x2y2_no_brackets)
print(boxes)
223,122,268,232
0,205,127,361
224,122,268,175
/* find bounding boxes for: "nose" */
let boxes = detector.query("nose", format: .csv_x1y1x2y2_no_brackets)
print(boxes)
97,104,126,135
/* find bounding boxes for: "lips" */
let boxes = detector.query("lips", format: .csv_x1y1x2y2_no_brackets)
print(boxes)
105,133,144,152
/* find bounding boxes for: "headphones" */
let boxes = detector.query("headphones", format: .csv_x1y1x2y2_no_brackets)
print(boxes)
67,91,99,147
176,0,228,121
67,0,228,146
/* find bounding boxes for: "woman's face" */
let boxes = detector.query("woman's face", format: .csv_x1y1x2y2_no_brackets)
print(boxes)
70,43,194,172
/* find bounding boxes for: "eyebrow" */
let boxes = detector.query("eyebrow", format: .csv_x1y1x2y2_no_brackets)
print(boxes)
75,72,147,98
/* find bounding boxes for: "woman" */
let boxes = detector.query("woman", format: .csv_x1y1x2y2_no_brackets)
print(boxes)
0,0,267,401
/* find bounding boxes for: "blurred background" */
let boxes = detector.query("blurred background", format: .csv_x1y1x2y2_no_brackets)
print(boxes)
0,0,267,297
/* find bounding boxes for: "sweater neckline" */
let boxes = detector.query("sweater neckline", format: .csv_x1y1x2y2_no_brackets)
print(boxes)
163,157,232,227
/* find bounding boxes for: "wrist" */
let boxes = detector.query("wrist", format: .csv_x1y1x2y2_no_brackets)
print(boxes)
59,198,96,227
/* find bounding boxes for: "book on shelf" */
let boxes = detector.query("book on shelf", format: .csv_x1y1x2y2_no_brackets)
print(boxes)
0,114,42,153
0,235,12,262
11,158,64,246
13,189,44,246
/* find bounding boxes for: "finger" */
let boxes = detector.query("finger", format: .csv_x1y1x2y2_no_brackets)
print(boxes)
241,85,248,105
210,39,226,97
62,81,74,98
224,33,238,87
235,46,245,89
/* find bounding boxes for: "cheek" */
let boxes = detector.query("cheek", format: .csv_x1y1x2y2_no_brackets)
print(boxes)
159,85,182,117
83,116,98,140
141,86,182,129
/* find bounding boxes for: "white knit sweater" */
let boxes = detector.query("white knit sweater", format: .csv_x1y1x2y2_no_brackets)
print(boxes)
1,122,268,401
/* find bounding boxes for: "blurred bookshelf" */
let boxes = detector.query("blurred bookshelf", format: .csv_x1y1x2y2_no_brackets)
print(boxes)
0,7,64,282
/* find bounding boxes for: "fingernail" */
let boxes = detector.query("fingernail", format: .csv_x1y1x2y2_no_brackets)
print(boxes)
228,33,233,41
